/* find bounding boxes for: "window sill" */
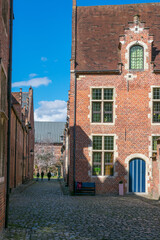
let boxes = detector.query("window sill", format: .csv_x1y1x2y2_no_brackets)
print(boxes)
91,122,115,125
91,175,115,179
151,122,160,125
129,69,144,72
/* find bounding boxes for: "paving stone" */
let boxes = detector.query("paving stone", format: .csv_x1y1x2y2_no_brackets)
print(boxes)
0,179,160,239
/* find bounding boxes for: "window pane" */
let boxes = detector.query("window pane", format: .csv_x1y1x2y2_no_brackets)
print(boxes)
92,89,101,100
104,136,114,150
92,102,101,122
104,89,113,100
104,102,113,122
153,88,160,100
152,136,160,151
93,152,102,175
104,165,113,176
93,136,102,150
130,45,143,70
153,102,160,122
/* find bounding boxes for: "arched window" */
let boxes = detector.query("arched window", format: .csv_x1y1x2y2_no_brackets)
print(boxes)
130,45,144,70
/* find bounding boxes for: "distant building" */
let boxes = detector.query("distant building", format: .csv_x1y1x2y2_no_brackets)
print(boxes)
64,1,160,198
34,122,65,174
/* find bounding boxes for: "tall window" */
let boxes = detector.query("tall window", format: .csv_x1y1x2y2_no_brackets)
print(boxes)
92,88,114,123
1,69,6,112
92,135,114,176
130,45,143,70
153,88,160,123
152,136,160,157
0,119,5,178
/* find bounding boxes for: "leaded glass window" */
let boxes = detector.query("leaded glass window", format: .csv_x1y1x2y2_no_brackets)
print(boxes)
152,136,160,157
92,135,114,176
92,88,114,123
130,45,143,70
153,88,160,123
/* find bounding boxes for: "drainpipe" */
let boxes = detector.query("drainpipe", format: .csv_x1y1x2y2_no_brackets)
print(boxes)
73,1,77,194
5,0,14,228
22,128,24,183
14,118,17,188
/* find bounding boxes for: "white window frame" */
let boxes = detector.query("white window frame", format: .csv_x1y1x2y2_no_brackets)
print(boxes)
91,134,115,178
125,41,148,71
152,134,160,157
90,87,115,125
151,86,160,125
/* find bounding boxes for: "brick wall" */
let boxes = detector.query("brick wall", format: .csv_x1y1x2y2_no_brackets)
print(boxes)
0,0,10,230
67,12,160,196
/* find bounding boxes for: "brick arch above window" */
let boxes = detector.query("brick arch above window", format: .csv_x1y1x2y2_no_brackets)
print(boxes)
125,41,148,71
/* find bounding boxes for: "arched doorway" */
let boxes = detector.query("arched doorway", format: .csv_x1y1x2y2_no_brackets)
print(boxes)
129,158,146,193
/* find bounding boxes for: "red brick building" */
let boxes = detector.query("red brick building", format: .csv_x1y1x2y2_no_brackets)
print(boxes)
10,87,34,189
0,0,10,229
64,1,160,198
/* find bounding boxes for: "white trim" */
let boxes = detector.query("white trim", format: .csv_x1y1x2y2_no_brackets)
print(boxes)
151,86,160,125
125,41,148,71
125,153,149,194
90,87,116,125
90,134,117,178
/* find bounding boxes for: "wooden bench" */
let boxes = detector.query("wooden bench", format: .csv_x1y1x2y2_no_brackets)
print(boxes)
75,182,95,195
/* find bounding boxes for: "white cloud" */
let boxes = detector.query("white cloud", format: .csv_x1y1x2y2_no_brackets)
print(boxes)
41,57,48,62
12,77,52,88
34,100,67,122
29,73,38,78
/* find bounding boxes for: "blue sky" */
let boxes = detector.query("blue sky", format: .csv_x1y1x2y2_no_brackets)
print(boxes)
12,0,160,121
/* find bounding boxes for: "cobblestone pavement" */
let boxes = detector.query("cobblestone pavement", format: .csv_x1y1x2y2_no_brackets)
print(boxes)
1,179,160,240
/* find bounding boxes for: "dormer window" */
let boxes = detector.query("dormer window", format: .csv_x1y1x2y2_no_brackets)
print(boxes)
130,45,144,70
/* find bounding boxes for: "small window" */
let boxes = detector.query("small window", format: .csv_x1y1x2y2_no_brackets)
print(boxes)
152,136,160,157
1,68,6,112
92,135,114,176
91,88,114,123
130,45,144,70
153,88,160,123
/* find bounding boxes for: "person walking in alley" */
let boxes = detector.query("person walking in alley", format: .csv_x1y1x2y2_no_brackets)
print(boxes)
41,171,44,181
47,171,51,181
36,172,40,181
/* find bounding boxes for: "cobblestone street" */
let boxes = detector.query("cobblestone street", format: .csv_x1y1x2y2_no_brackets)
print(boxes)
1,180,160,240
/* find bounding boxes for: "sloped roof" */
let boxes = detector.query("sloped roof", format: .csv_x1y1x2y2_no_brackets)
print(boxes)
75,3,160,71
34,121,65,143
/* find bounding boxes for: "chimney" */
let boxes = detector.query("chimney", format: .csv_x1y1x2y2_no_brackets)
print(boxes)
73,0,76,7
134,15,140,24
19,88,22,106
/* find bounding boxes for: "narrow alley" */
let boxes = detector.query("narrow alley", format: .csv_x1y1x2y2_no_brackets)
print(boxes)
1,180,160,240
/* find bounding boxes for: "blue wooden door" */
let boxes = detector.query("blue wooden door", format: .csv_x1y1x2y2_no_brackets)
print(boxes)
129,158,145,193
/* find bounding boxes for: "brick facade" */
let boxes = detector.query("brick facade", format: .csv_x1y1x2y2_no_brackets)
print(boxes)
11,88,35,189
64,2,160,198
0,0,10,230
